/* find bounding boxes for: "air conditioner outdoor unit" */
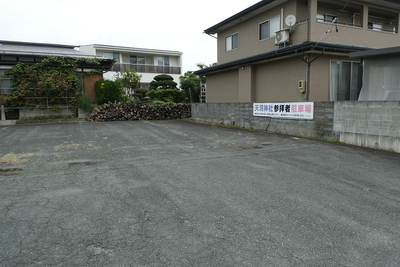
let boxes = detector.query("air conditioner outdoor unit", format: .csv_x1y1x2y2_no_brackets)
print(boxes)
275,29,290,45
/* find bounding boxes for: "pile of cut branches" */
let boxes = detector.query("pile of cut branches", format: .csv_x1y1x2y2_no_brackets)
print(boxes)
89,102,191,122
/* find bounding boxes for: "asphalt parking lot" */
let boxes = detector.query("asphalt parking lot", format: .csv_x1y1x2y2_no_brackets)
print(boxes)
1,119,400,266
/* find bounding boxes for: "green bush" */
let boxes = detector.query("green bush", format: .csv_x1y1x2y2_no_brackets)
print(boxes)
147,89,186,103
135,88,148,100
78,95,93,112
94,79,127,105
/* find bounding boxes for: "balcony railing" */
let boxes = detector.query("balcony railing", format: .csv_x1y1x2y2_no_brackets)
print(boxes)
111,64,181,74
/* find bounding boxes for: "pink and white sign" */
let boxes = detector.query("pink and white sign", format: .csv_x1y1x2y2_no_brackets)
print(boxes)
253,102,314,120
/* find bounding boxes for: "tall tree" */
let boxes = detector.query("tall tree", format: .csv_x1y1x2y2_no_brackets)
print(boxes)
114,68,142,96
179,71,201,102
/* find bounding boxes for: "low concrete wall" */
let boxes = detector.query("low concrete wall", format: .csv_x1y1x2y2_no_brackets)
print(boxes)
192,102,339,140
192,101,400,153
19,107,75,119
334,101,400,152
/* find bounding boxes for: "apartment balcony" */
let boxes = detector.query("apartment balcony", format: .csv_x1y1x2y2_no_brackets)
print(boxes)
111,63,181,75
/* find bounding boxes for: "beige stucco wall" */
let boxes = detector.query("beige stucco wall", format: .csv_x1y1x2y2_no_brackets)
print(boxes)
205,54,360,103
206,70,239,103
217,1,297,64
253,57,306,102
216,0,400,65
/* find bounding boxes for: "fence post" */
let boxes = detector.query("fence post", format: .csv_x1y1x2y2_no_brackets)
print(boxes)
1,105,5,121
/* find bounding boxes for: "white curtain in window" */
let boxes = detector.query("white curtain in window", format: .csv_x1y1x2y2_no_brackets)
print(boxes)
226,36,232,51
358,57,400,100
330,61,340,100
270,16,280,36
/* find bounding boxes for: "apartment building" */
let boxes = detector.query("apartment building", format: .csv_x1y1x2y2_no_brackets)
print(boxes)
79,44,183,90
195,0,400,103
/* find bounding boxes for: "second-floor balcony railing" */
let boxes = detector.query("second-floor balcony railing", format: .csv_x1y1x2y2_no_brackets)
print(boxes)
111,63,181,74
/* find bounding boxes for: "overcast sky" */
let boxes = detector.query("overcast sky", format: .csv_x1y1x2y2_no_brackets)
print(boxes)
1,0,261,73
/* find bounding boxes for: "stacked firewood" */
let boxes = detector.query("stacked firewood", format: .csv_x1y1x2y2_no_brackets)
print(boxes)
89,102,191,122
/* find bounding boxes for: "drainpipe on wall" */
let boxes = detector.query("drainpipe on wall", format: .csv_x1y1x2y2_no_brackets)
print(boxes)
306,0,315,101
306,61,311,101
299,53,322,102
307,0,311,42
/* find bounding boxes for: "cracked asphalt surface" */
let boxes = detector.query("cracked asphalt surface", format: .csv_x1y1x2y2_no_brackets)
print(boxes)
0,119,400,266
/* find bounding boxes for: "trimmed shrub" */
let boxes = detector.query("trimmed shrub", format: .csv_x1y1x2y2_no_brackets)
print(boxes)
149,74,178,90
147,89,186,103
95,79,127,105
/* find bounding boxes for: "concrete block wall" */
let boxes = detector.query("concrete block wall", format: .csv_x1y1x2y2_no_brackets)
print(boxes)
334,101,400,152
191,102,339,141
192,101,400,153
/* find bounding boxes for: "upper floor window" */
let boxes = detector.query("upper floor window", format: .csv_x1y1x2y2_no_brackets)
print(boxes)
317,13,336,23
158,56,170,66
225,33,239,51
104,52,120,63
130,55,146,65
368,22,383,31
259,16,280,40
368,7,398,33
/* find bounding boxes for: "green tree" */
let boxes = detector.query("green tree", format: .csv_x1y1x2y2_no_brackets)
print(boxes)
114,68,142,96
179,71,201,102
196,62,217,85
149,74,178,90
94,79,127,105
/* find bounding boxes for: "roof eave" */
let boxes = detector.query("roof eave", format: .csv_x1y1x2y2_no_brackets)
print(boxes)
349,46,400,58
204,0,278,35
194,42,373,75
0,40,77,49
83,44,183,56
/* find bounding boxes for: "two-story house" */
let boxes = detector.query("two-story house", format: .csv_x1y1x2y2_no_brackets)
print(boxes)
79,44,183,91
195,0,400,103
0,40,114,107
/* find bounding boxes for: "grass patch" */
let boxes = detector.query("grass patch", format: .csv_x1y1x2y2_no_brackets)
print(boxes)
0,153,37,164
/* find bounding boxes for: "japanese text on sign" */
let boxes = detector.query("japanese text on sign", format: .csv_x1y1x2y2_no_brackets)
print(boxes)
253,102,314,120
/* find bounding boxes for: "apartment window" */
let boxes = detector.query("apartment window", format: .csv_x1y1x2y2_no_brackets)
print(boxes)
368,8,398,33
368,22,383,31
130,55,146,64
225,33,239,51
104,52,120,63
158,56,170,66
330,61,360,101
317,13,336,23
259,16,280,40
